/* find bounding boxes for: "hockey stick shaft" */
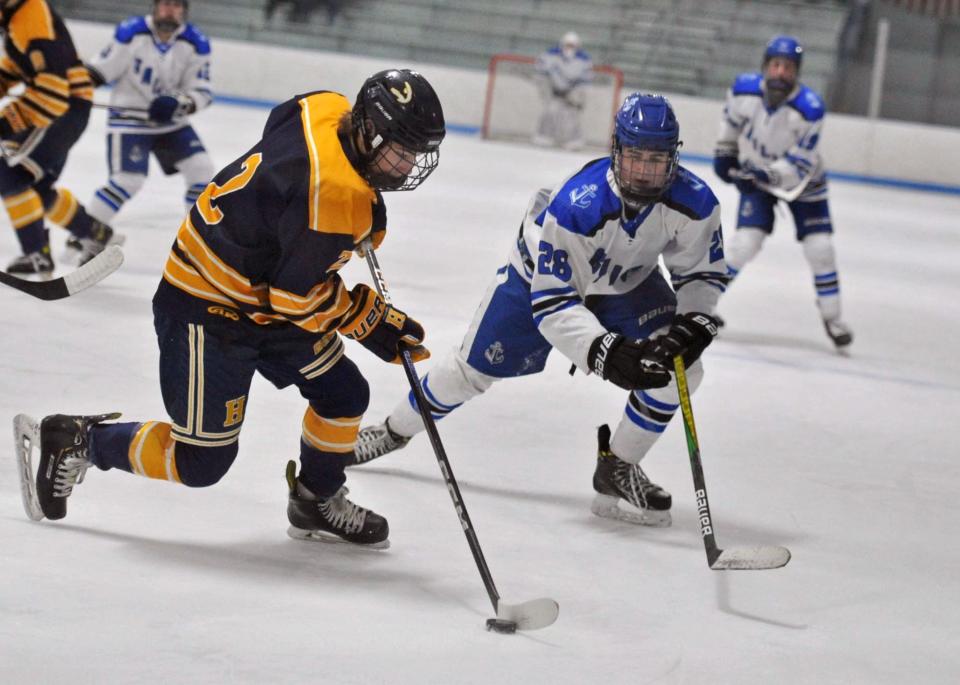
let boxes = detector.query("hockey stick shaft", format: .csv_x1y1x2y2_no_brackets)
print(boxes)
92,102,149,115
361,240,502,611
673,356,723,566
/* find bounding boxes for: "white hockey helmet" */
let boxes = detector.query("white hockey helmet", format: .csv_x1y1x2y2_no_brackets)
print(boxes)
561,32,581,50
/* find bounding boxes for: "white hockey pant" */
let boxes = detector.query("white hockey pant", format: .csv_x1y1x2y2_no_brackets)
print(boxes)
536,98,583,147
386,348,498,438
802,232,842,321
610,359,703,464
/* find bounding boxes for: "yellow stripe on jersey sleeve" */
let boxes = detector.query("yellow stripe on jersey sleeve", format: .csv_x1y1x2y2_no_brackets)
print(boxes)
7,0,56,54
298,92,375,237
162,250,238,307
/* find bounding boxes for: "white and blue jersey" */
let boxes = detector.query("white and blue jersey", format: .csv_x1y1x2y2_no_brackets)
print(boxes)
88,15,212,135
717,73,827,201
475,157,728,375
535,45,593,97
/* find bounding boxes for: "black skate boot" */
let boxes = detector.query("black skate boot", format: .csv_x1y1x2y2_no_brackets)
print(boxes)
77,220,117,266
823,318,853,348
348,418,410,466
591,424,672,527
285,461,389,548
32,413,120,520
6,246,54,279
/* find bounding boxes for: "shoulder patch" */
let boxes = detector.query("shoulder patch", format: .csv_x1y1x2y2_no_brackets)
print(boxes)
661,167,719,221
732,73,763,97
547,158,620,237
115,16,150,44
788,85,825,121
178,24,211,55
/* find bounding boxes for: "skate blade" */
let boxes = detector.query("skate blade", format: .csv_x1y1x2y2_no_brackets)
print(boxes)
591,493,672,527
13,414,44,521
496,598,559,631
286,525,390,550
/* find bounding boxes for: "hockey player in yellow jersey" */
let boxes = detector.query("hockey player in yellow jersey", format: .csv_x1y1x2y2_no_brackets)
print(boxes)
0,0,117,275
15,70,446,548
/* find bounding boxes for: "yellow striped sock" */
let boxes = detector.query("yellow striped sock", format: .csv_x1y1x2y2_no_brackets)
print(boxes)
45,188,79,227
128,421,182,483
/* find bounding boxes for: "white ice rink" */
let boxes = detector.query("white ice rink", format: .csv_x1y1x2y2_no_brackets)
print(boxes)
1,103,959,684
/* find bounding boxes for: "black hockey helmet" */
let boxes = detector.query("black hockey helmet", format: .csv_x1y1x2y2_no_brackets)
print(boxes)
352,69,446,191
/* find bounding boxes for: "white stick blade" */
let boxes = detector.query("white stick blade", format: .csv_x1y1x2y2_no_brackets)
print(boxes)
711,546,791,570
13,414,44,521
496,598,559,631
64,245,124,295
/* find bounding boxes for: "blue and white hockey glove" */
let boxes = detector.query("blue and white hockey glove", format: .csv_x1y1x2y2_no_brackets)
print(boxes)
649,313,719,368
148,94,195,123
588,333,670,391
339,284,429,364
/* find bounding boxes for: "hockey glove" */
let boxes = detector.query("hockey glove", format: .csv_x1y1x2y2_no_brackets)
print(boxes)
148,94,195,123
713,153,740,184
649,313,719,368
588,332,670,391
339,283,429,364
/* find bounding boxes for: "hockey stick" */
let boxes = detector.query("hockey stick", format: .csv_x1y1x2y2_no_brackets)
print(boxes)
361,239,559,633
731,168,814,203
0,245,124,300
91,102,149,115
673,355,791,570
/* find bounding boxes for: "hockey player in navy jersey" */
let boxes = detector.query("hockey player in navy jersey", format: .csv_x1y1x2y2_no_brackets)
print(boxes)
713,35,853,348
79,0,215,251
0,0,116,275
16,70,445,548
351,93,728,527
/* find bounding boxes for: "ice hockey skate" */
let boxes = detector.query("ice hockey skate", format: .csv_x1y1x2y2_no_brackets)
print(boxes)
823,318,853,348
66,221,125,266
285,461,389,548
13,412,120,521
6,249,54,279
347,419,410,466
591,424,672,527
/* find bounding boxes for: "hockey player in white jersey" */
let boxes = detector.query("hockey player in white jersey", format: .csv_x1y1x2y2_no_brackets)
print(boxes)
713,35,852,348
81,0,214,237
533,32,593,149
352,93,728,527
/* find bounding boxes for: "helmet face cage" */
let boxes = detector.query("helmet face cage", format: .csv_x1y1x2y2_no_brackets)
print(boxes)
610,93,681,207
762,35,802,105
354,69,445,192
153,0,188,32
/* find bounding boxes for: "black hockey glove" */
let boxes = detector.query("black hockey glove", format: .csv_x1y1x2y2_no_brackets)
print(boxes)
339,284,429,364
588,333,670,391
649,313,720,368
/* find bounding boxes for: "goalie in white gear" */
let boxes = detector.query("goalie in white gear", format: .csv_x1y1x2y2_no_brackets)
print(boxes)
353,93,730,527
713,35,852,348
81,0,214,240
532,31,593,150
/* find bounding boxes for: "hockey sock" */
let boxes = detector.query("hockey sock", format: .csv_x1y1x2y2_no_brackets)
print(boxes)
298,408,359,496
91,180,132,224
185,182,205,209
90,421,182,482
44,188,80,229
4,189,48,253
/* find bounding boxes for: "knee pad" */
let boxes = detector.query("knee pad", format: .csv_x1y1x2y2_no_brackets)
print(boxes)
801,232,837,273
726,228,767,273
174,441,239,487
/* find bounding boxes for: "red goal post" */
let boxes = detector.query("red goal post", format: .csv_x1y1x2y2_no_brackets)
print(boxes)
481,53,624,149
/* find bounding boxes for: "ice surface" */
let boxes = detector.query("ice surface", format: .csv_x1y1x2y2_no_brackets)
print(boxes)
1,104,958,684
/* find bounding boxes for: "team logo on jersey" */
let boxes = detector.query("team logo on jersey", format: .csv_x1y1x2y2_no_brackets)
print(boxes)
740,200,753,218
390,82,413,104
484,341,504,365
569,183,598,209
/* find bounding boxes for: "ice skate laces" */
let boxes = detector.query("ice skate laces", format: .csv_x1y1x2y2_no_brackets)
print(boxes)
54,452,90,498
613,460,652,509
354,423,406,463
318,487,367,534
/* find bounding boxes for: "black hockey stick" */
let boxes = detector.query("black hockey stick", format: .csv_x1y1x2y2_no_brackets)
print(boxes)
361,239,558,633
673,355,791,570
0,245,124,300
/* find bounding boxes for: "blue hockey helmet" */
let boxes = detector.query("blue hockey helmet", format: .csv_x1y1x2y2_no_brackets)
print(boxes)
611,93,681,206
763,35,803,70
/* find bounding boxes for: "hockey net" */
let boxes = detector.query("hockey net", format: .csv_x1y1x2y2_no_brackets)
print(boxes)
481,54,624,150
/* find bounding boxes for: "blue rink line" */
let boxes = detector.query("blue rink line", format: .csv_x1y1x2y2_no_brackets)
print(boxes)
212,94,960,196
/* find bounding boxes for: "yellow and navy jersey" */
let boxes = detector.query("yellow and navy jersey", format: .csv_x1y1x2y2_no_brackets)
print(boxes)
154,90,387,336
0,0,93,134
